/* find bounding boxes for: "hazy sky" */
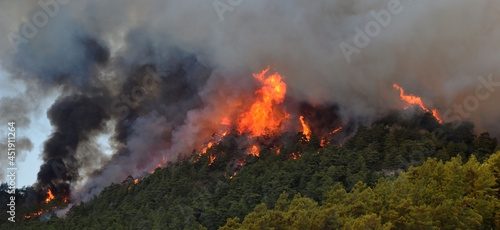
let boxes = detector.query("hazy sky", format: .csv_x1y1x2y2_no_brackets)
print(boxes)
0,67,53,187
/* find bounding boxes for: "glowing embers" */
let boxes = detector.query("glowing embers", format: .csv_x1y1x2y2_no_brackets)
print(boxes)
290,152,301,160
24,210,43,219
320,126,343,147
197,129,228,164
151,156,168,173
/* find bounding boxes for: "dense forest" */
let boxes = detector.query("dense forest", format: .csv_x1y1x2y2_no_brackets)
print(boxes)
1,112,499,229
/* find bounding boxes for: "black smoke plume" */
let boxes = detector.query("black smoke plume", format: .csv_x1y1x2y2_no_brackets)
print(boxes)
35,95,109,195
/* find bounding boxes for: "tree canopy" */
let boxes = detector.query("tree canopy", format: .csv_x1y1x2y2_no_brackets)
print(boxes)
1,114,498,229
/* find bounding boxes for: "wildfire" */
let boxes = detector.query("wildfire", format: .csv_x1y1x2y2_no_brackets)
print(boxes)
221,117,231,126
299,116,311,141
134,179,139,184
320,139,327,147
209,155,216,165
331,126,343,134
24,210,43,219
238,67,289,136
249,145,260,157
45,189,55,203
432,110,443,123
202,142,213,154
198,119,229,160
291,152,301,160
320,126,343,147
393,84,443,123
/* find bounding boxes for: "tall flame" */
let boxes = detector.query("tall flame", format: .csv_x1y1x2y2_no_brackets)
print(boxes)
45,189,55,203
393,84,443,123
238,67,289,136
299,116,311,141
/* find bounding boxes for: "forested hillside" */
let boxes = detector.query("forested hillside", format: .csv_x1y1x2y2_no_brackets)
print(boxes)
2,113,499,229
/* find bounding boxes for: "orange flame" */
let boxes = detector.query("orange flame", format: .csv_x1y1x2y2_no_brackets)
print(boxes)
393,84,427,111
291,152,301,160
209,155,216,165
320,139,327,147
432,109,443,123
198,128,228,161
149,162,164,174
249,145,260,157
134,179,139,184
331,126,343,134
153,156,168,169
238,67,289,136
24,210,43,219
202,142,213,154
45,189,55,203
299,116,311,141
393,84,443,123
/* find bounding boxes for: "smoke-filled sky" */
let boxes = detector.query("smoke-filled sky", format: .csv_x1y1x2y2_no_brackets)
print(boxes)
0,0,499,200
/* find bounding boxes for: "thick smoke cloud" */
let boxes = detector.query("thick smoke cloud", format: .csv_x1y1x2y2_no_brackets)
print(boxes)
36,95,109,194
0,0,499,202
